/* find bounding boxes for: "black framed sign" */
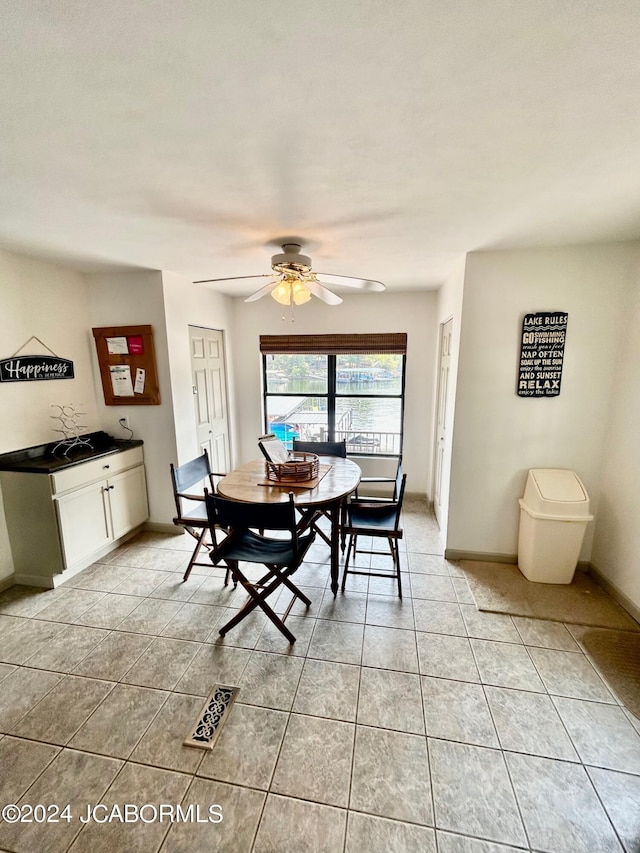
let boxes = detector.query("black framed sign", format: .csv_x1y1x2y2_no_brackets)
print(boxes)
517,311,568,397
0,355,74,382
1,334,75,384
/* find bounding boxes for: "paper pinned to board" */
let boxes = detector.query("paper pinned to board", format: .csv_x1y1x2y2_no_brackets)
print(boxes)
106,336,129,355
134,367,145,394
110,364,134,396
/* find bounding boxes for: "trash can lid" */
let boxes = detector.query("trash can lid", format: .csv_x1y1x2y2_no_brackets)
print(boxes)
521,468,591,519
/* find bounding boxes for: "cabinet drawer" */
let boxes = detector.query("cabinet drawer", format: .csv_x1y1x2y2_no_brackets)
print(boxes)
50,446,144,495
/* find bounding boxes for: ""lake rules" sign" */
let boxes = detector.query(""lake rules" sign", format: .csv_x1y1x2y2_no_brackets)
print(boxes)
517,312,568,397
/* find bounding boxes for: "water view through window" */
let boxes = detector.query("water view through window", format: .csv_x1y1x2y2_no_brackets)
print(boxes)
264,354,404,454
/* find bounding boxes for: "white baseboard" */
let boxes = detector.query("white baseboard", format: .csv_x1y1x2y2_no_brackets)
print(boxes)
12,573,55,589
404,491,430,504
444,549,518,564
10,525,145,590
0,574,15,593
444,550,593,574
144,521,182,535
588,563,640,625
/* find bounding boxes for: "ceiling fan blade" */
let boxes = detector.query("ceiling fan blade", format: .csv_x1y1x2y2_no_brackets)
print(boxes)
304,279,343,305
313,272,385,292
244,280,281,302
193,274,273,286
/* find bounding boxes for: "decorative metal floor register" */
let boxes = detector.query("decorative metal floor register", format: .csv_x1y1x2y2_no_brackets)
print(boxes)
184,685,239,750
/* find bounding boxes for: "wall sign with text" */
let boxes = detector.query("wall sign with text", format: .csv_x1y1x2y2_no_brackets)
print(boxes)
517,311,568,397
0,354,74,382
0,336,74,383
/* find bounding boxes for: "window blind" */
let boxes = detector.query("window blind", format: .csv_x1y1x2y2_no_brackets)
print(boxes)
259,333,407,355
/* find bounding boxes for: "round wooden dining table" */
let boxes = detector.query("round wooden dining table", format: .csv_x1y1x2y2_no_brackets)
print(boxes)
216,456,361,595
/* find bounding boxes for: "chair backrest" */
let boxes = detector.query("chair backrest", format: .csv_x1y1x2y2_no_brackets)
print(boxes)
392,460,404,502
170,450,213,517
292,439,347,458
171,450,211,494
205,491,298,536
391,472,407,529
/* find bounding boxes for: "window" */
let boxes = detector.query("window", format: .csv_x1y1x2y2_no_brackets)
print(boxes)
261,334,406,454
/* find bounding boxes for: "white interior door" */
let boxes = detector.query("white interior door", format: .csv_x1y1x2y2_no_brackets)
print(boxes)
434,318,453,527
189,326,231,473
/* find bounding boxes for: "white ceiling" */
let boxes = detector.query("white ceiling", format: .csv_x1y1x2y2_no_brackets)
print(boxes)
2,1,640,295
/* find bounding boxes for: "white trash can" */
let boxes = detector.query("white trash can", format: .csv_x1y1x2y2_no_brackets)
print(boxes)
518,469,593,584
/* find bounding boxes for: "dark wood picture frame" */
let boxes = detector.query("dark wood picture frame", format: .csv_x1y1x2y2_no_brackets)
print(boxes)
92,324,161,406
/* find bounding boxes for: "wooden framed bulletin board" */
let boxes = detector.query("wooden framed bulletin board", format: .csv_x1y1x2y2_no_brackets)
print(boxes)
92,324,160,405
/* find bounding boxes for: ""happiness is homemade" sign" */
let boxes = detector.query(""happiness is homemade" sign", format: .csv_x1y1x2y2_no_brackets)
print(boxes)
0,355,75,382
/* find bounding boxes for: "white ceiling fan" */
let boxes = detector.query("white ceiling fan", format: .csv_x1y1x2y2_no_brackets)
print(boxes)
195,241,385,306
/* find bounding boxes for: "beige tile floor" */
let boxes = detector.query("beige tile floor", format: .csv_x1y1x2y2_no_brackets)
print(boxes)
0,498,639,852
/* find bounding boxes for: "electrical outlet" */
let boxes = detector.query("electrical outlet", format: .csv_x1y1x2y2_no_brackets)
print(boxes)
119,416,129,431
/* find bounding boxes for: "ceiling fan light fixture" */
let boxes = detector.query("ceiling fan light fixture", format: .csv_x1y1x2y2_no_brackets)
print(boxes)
198,240,386,306
270,277,312,306
292,280,312,305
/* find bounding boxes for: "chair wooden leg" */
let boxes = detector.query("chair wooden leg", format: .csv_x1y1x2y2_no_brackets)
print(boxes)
260,600,296,644
391,538,402,599
219,564,270,628
218,566,300,643
341,534,355,591
182,528,208,582
281,575,311,607
314,525,331,548
299,508,331,548
219,583,296,643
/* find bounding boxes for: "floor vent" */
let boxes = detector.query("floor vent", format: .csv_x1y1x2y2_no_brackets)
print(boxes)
184,684,239,749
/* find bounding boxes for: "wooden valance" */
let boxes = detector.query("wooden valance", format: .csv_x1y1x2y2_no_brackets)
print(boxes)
259,333,407,355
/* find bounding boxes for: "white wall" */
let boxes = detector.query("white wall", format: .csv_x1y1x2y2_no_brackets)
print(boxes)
88,270,239,527
86,270,176,525
0,250,101,450
161,272,237,467
434,256,466,538
231,291,438,497
447,244,638,565
0,249,101,581
591,264,640,610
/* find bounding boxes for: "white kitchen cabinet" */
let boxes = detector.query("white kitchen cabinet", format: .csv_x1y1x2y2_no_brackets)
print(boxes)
107,464,149,540
55,479,112,568
0,441,149,587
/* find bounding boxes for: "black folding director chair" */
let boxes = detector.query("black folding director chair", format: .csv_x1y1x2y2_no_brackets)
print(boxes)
170,449,230,583
205,491,316,643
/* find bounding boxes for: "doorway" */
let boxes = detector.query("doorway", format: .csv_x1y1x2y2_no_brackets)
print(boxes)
189,326,231,473
433,318,453,528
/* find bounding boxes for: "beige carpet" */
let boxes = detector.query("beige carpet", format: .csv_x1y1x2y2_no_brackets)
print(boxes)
462,561,640,631
579,629,640,719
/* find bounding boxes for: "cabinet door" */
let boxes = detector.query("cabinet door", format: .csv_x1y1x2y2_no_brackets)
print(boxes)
55,481,111,568
108,465,149,540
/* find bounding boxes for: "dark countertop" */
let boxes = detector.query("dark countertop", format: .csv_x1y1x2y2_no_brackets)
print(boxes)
0,431,144,474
